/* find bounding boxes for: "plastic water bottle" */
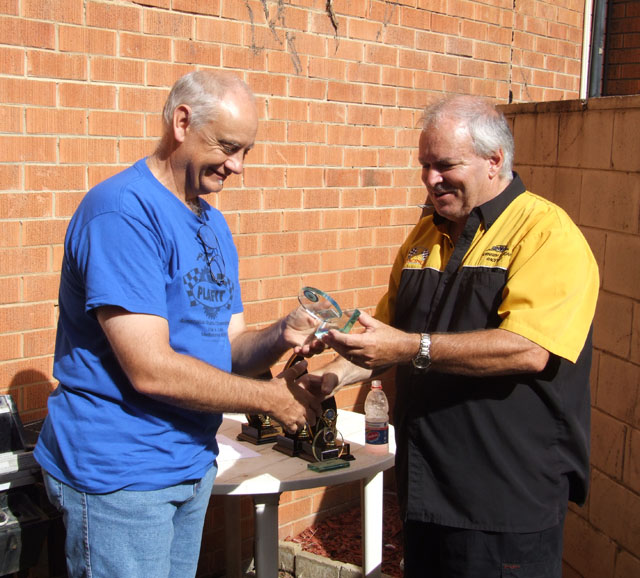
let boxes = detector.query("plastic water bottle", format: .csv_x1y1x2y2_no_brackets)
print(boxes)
364,380,389,453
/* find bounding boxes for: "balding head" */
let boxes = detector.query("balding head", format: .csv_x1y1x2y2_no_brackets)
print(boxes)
421,95,514,179
162,70,256,132
150,70,258,200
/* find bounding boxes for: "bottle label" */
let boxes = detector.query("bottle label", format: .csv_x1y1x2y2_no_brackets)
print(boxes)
365,422,388,445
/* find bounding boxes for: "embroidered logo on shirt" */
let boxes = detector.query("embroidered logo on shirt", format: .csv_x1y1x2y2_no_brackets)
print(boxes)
404,246,430,269
481,244,512,263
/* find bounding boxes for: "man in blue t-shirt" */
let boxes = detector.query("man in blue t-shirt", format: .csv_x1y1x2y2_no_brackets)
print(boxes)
35,70,323,578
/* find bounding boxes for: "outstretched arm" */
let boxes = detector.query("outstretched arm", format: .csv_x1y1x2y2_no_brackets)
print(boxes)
322,310,549,376
298,355,374,398
96,306,322,432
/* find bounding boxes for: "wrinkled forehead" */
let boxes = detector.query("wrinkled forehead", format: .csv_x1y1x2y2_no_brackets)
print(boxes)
418,120,473,159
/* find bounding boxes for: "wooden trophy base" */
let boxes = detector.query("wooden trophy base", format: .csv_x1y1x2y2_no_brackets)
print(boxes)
271,352,354,464
236,414,283,445
273,431,306,457
298,439,352,463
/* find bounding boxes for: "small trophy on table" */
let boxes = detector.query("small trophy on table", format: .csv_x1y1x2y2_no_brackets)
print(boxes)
237,413,283,445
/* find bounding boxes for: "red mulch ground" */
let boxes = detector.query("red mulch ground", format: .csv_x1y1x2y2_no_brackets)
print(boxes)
286,490,403,577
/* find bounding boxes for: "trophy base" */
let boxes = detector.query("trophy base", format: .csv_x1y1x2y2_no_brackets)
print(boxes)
273,433,305,457
273,433,355,462
307,458,350,472
299,440,354,463
237,423,282,445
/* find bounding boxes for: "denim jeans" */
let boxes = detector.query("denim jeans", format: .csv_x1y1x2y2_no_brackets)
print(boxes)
43,465,217,578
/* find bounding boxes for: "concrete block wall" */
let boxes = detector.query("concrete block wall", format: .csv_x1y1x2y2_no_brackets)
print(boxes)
502,94,640,578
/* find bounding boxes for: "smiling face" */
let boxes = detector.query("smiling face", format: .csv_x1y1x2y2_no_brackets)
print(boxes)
418,116,504,225
174,91,258,199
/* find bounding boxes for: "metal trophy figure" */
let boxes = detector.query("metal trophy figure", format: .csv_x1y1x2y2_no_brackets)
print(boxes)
272,352,353,467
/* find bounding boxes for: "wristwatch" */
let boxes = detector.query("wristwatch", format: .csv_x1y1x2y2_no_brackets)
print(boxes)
412,333,432,370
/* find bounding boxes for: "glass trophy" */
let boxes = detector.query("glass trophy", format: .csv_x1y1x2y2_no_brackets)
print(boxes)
298,287,361,338
272,286,361,465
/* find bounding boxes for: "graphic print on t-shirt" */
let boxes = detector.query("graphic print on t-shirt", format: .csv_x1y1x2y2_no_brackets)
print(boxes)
182,253,234,320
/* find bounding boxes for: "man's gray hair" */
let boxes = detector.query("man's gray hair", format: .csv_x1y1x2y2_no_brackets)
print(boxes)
162,70,255,130
421,95,514,178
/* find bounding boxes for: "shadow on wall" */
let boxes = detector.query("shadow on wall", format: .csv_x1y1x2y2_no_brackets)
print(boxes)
8,370,55,429
3,371,67,578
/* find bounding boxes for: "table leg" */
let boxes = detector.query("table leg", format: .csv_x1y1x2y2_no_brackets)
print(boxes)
224,496,243,578
362,470,384,578
253,493,281,578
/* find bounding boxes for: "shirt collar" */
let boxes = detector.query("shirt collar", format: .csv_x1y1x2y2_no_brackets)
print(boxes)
433,172,526,231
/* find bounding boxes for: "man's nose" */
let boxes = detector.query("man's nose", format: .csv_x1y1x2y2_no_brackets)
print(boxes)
225,151,245,174
422,167,441,188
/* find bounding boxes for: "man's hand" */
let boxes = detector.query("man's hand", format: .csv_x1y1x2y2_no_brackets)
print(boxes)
229,306,324,378
297,370,340,398
281,306,325,357
268,360,323,433
296,353,373,398
321,311,420,368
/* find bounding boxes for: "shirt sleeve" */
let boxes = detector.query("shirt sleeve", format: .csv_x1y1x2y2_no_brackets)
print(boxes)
70,212,170,318
498,225,599,363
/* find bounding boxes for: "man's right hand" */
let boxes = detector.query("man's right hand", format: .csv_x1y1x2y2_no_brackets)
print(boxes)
296,355,373,398
297,370,340,397
269,360,323,433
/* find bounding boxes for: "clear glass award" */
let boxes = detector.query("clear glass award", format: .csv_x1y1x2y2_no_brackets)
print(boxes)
298,286,361,338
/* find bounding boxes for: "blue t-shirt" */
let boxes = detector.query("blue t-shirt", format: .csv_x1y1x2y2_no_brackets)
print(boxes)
34,158,243,492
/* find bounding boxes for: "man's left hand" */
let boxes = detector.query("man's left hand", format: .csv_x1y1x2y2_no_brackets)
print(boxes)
282,306,325,357
321,310,419,368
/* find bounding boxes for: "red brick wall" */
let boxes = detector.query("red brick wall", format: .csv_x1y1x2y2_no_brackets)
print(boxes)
604,0,640,95
503,95,640,578
0,1,621,576
0,0,589,414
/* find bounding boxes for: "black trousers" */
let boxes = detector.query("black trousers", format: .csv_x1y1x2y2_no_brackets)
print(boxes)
403,515,565,578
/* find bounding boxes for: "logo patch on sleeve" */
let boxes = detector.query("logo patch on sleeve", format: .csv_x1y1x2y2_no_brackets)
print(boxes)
404,246,430,269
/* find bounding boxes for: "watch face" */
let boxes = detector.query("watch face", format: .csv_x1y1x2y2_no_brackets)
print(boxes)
412,355,431,369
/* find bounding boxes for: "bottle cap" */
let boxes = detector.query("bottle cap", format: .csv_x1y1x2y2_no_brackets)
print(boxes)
371,380,382,389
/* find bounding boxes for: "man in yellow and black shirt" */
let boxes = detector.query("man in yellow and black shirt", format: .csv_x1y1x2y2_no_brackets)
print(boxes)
307,95,599,577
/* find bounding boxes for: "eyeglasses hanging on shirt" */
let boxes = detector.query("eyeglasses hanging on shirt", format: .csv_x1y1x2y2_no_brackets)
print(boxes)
197,224,226,285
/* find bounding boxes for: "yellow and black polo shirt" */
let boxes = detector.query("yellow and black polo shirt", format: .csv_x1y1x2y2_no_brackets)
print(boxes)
376,174,599,532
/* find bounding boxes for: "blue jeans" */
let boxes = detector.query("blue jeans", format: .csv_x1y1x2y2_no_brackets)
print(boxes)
43,466,217,578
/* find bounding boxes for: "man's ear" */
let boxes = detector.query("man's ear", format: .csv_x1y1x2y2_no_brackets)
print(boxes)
487,148,504,179
172,104,192,143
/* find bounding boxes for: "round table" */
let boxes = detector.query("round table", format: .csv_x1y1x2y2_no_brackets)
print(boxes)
212,410,396,577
